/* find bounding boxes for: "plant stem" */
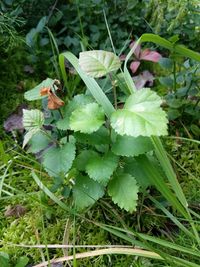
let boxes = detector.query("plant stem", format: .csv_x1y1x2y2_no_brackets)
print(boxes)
109,73,117,109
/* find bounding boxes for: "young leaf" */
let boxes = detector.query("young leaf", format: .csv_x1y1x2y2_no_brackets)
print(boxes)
23,109,44,131
43,142,76,177
79,50,121,78
56,94,94,130
69,103,105,134
86,152,119,185
112,135,153,157
24,78,55,101
73,175,104,210
74,150,98,171
108,173,139,212
111,88,168,137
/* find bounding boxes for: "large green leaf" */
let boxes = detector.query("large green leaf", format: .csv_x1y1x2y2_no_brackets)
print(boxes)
112,135,153,157
86,152,119,185
43,142,76,177
79,50,121,78
108,173,139,212
24,78,55,101
56,94,94,130
73,175,104,210
111,88,168,137
69,103,105,133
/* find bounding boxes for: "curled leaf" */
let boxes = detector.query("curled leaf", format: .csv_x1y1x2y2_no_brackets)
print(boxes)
40,87,64,110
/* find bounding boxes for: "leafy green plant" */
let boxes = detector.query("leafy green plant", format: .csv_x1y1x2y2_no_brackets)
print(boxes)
20,33,200,267
22,33,199,219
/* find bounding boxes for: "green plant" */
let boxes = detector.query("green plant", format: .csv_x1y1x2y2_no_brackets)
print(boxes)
21,33,200,266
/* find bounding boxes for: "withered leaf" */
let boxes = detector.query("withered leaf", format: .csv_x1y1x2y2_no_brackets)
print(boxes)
40,87,64,110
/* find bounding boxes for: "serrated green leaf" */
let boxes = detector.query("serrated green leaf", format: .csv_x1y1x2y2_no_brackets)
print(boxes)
74,126,110,146
24,78,55,101
23,109,44,131
79,50,121,78
56,94,94,130
70,103,105,134
86,152,119,185
73,175,104,210
112,135,153,157
74,150,98,171
108,173,139,212
43,142,76,177
28,131,51,153
111,88,168,137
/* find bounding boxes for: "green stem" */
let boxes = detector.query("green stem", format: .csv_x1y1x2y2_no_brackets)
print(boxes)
109,73,117,109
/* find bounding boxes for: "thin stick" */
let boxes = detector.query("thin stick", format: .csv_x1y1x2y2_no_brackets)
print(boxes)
5,243,133,249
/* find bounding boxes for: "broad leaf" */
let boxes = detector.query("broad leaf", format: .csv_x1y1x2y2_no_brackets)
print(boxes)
86,152,118,185
69,103,105,133
108,173,139,212
74,126,110,146
43,142,76,177
24,78,55,101
112,135,153,157
56,94,94,130
73,175,104,210
74,150,98,171
111,88,168,137
23,109,44,131
79,50,121,78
